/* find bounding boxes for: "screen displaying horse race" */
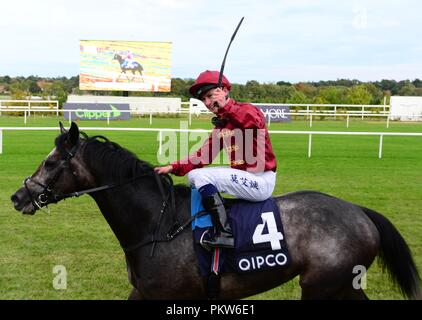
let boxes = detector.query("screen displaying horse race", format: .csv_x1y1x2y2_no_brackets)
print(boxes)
79,40,172,92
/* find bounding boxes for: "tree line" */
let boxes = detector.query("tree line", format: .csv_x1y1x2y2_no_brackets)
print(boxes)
1,75,422,106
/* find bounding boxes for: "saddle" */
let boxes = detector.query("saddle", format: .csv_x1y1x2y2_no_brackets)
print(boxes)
190,188,290,276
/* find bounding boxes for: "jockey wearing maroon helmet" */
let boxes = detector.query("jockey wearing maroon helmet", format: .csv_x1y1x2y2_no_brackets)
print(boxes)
189,70,232,99
155,70,277,249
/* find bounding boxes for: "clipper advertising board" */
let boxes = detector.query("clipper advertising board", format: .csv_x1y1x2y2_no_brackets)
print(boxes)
63,103,131,120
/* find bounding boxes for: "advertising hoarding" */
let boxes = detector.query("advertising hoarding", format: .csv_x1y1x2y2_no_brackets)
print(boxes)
390,96,422,121
63,103,131,120
257,105,291,122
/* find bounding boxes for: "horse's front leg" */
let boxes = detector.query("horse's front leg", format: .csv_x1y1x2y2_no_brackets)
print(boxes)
125,71,131,82
128,287,144,300
117,71,124,81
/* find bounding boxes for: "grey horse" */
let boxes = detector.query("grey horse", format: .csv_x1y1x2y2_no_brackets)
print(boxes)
11,122,421,300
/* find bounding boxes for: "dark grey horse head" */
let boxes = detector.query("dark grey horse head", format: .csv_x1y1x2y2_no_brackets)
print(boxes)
11,122,94,215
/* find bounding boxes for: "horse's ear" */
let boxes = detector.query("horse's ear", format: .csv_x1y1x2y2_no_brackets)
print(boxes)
68,122,80,145
59,122,67,134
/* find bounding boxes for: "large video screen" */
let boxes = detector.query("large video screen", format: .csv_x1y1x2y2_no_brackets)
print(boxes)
79,40,172,92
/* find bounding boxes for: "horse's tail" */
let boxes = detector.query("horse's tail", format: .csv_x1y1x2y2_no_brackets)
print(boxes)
361,206,421,299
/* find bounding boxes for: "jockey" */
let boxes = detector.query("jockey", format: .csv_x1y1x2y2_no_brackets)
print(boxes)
122,50,134,68
155,70,277,249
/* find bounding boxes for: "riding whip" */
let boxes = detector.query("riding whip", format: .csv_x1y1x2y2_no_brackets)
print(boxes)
217,16,244,88
212,16,245,127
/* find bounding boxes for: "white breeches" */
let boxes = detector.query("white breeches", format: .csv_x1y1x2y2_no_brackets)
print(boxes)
187,167,276,202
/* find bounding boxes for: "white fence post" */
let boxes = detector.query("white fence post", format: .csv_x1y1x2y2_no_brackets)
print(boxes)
159,131,162,155
379,135,383,159
386,116,390,129
308,134,312,158
24,111,27,124
346,114,350,128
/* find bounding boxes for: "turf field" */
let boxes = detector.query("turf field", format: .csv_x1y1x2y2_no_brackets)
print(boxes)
0,114,421,299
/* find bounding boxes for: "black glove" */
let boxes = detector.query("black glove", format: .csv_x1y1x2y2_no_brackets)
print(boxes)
211,116,228,128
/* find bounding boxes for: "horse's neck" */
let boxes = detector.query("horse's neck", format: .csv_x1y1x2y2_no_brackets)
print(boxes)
90,178,166,249
93,178,189,247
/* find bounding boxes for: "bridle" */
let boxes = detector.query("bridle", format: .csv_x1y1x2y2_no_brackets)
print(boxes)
24,141,80,213
22,136,199,257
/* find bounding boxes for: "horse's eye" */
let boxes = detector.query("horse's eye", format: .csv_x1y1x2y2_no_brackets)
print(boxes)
44,160,56,169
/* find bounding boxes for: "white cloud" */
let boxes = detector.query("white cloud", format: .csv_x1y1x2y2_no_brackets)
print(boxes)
1,0,422,82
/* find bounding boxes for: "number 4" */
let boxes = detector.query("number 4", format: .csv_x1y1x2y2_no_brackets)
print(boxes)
252,211,284,250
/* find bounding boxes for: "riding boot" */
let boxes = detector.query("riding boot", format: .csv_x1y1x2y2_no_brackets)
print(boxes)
201,193,234,249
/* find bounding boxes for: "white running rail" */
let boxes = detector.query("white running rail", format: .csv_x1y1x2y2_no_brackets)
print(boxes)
1,127,421,159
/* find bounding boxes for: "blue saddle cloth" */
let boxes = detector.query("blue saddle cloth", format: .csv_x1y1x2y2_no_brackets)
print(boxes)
191,188,290,276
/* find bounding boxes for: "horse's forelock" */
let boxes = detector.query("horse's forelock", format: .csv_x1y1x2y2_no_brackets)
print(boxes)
54,130,88,153
54,132,68,153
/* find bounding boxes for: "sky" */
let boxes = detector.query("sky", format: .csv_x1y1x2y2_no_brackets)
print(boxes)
1,0,421,84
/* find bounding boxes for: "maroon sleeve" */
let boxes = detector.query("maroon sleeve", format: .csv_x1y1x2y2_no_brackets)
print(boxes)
170,130,223,176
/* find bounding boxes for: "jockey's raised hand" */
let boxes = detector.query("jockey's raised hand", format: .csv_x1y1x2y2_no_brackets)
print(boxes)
201,87,229,114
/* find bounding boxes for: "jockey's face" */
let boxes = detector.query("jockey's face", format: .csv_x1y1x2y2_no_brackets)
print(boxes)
201,87,229,114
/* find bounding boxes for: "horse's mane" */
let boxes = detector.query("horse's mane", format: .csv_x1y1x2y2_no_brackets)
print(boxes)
55,131,189,196
84,135,153,181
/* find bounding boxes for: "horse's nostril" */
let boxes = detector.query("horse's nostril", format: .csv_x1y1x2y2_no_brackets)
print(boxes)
11,194,22,207
11,194,19,203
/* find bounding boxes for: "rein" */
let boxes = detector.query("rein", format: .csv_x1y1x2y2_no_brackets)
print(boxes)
53,173,156,202
57,172,202,257
27,167,188,256
122,209,208,255
24,135,194,257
